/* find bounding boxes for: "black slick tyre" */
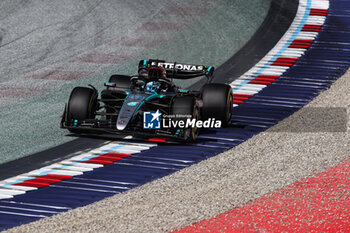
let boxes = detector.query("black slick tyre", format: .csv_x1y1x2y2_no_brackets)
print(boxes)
67,87,97,133
201,83,233,126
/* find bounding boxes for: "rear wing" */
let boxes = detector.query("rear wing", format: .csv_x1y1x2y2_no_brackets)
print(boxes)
138,59,214,80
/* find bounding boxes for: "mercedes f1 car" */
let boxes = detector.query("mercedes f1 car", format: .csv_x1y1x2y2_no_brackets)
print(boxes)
61,59,233,141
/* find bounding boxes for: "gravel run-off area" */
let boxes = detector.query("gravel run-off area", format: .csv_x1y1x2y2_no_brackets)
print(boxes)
7,65,350,232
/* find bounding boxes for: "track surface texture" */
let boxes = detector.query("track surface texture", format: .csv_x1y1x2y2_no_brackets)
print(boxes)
0,0,294,180
0,0,271,164
7,51,350,233
0,0,274,230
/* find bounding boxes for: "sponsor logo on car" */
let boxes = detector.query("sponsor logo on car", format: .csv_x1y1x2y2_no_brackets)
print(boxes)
151,62,203,71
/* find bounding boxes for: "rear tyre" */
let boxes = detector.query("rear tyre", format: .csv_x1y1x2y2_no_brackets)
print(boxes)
66,87,97,133
202,83,233,126
171,96,199,142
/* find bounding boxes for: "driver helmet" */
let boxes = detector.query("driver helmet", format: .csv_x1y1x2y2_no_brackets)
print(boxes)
145,81,161,93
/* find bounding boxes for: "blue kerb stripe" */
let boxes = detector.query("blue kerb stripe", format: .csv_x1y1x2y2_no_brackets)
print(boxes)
0,145,126,187
232,0,312,91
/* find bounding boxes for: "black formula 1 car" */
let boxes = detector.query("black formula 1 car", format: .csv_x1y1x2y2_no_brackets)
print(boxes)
61,59,233,141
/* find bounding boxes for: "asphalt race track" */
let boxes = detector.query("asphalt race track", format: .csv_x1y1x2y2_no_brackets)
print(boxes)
0,0,270,165
1,0,350,232
0,0,272,229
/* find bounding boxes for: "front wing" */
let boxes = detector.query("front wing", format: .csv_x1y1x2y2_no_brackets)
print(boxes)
61,120,187,141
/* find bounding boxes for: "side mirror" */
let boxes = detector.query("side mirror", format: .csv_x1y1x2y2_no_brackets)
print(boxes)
104,82,116,87
205,66,214,82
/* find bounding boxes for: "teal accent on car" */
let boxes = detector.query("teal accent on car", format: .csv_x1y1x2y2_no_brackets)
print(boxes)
133,101,145,116
117,93,149,130
133,93,158,115
128,92,176,118
131,93,166,117
127,102,139,106
105,82,116,86
178,89,189,92
206,66,212,75
145,93,159,101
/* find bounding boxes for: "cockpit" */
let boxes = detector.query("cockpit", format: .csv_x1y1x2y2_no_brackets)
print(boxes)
132,66,176,93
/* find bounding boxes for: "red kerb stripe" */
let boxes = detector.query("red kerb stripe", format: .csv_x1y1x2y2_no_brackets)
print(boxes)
19,177,61,184
233,96,250,100
233,100,245,104
302,24,322,32
146,138,167,143
103,152,132,158
82,159,113,165
13,182,50,188
254,77,277,81
233,94,254,98
93,156,122,162
275,57,299,62
289,39,314,49
39,174,73,180
249,80,273,85
271,62,294,67
272,57,298,66
310,9,328,16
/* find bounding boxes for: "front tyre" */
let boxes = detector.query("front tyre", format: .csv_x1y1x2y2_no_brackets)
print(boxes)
201,83,233,126
66,87,97,133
